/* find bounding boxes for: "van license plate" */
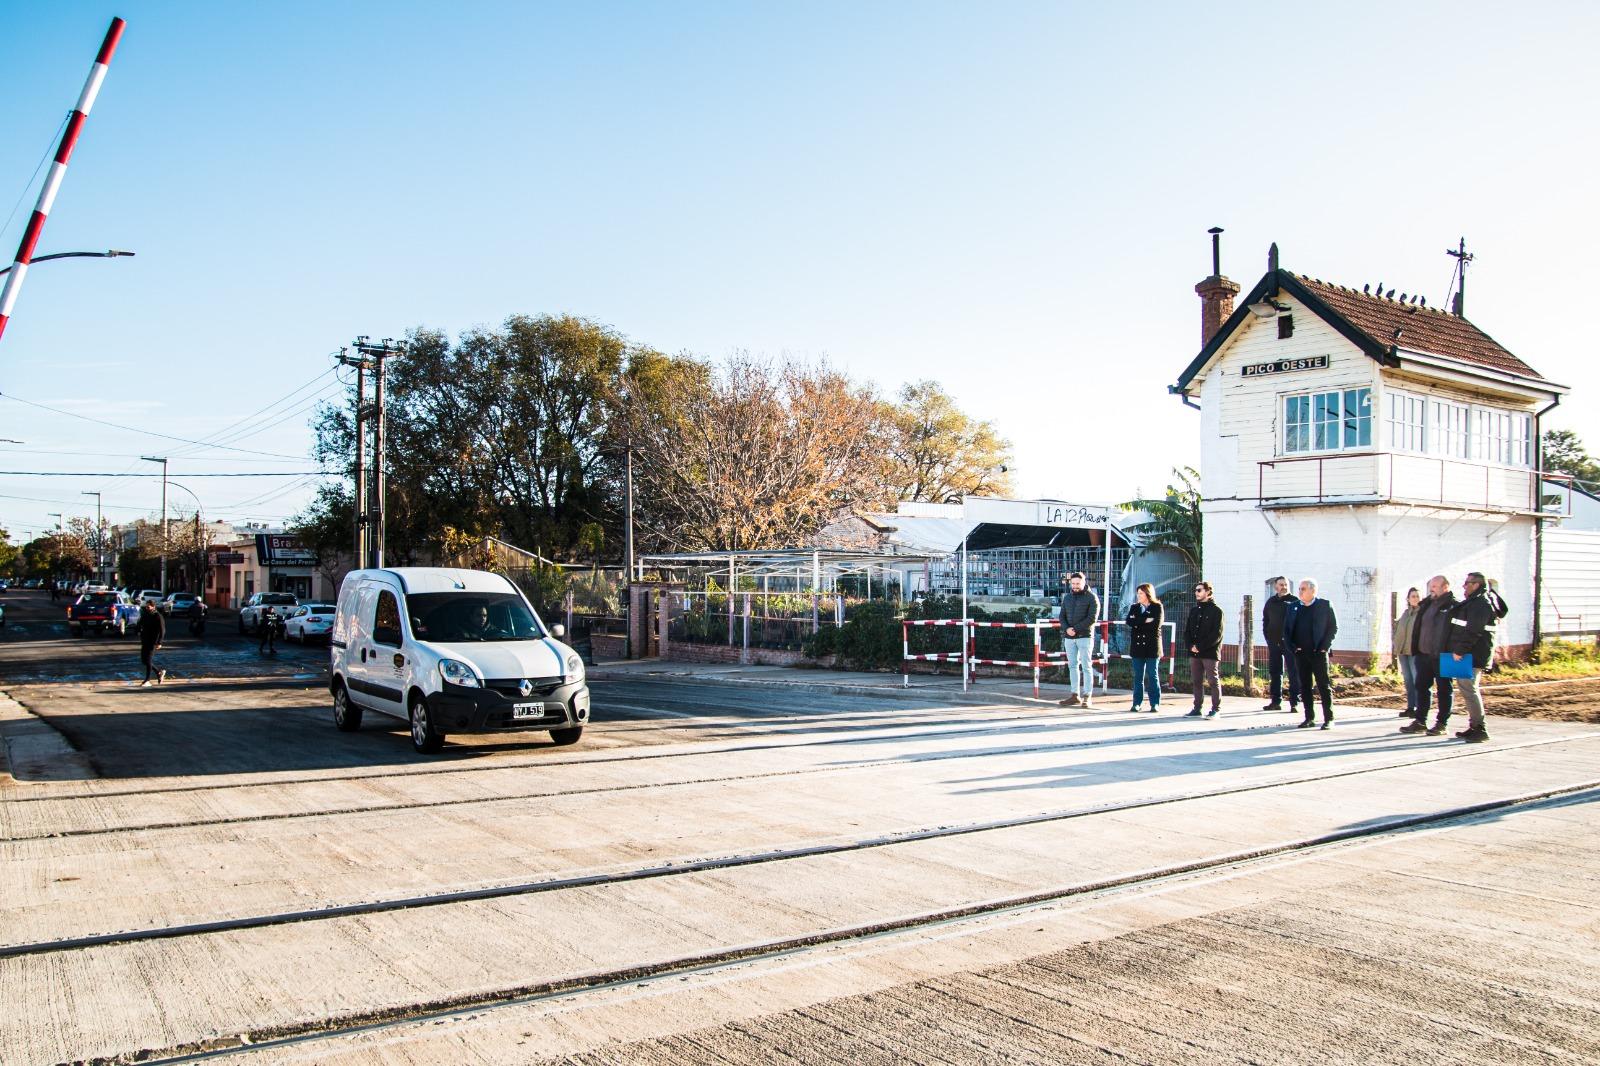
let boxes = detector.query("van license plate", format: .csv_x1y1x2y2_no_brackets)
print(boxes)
512,702,544,719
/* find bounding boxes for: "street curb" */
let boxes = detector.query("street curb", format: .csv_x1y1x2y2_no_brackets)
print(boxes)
0,689,96,783
586,668,1068,708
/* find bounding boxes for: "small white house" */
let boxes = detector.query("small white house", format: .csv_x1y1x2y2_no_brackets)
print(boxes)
1172,242,1569,664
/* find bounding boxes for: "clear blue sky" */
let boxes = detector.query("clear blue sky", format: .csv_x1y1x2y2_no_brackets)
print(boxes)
3,1,1596,540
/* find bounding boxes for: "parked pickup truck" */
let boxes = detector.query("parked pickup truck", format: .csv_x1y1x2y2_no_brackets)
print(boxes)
68,591,140,637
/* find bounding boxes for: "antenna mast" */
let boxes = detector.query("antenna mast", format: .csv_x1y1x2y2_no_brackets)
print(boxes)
1445,237,1474,317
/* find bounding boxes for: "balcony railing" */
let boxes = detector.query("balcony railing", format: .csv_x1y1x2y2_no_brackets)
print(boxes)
1255,452,1572,516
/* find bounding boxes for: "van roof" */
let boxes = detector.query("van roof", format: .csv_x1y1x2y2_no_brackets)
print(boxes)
348,567,517,595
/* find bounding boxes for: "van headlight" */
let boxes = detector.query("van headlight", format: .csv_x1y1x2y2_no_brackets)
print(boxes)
439,659,481,688
565,653,584,680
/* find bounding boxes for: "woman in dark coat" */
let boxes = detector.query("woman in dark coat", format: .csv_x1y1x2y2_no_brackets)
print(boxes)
137,600,166,686
1126,582,1164,712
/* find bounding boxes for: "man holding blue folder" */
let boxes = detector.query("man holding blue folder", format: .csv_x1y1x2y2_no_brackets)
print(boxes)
1446,572,1503,744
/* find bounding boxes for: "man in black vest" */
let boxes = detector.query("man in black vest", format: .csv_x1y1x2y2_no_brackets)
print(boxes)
1287,577,1337,729
1448,571,1504,743
1402,574,1456,736
1261,576,1300,712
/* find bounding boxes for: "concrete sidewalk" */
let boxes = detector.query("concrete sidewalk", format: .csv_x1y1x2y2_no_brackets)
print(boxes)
588,657,1290,713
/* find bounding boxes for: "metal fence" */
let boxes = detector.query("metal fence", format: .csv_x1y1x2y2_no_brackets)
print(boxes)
667,589,865,652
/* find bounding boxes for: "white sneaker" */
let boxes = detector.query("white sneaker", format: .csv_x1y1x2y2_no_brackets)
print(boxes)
157,669,167,684
139,680,151,687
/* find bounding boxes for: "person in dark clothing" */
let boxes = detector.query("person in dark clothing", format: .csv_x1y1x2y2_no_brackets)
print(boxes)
1261,576,1300,712
1448,572,1503,743
1125,583,1164,713
1184,581,1224,718
258,605,280,655
1287,577,1337,728
137,601,166,686
1403,575,1456,735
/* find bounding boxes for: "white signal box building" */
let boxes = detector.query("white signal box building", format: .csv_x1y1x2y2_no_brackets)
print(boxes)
1172,241,1569,664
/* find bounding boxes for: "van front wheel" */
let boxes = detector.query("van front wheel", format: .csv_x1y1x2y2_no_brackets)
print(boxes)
332,680,362,732
549,726,583,746
409,694,445,754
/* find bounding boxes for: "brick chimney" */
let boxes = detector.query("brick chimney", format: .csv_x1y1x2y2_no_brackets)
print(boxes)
1195,226,1240,346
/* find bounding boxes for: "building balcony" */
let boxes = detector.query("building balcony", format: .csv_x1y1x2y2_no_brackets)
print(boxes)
1255,452,1571,516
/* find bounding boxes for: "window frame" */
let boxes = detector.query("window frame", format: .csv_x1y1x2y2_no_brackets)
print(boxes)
1282,386,1373,456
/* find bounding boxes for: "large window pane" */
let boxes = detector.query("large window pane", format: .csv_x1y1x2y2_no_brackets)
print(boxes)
1343,388,1372,448
1313,392,1339,450
1285,395,1308,453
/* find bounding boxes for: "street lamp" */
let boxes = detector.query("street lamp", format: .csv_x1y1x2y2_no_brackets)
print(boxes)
141,456,168,595
0,249,134,277
82,491,103,584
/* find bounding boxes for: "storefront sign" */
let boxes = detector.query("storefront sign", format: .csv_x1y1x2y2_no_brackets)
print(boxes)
1241,355,1328,377
213,551,245,564
255,534,317,568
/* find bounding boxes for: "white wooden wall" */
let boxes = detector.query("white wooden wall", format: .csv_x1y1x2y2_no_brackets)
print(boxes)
1542,528,1600,636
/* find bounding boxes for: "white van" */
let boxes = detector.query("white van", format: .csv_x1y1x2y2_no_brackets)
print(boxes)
329,567,591,753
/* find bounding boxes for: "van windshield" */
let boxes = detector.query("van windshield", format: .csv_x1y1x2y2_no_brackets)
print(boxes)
406,592,545,642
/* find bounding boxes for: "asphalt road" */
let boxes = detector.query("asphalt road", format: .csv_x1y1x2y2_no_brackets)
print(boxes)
3,586,1600,1065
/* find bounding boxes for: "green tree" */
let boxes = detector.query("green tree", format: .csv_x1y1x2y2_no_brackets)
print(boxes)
1543,429,1600,491
1120,466,1203,569
884,381,1014,502
0,528,18,576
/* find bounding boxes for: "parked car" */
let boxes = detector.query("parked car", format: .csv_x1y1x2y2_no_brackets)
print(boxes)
329,568,590,753
238,592,299,634
283,603,335,644
160,592,202,616
67,591,140,637
134,589,165,607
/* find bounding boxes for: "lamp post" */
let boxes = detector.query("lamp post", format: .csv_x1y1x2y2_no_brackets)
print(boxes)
82,490,103,584
141,456,168,595
0,249,134,277
164,480,205,596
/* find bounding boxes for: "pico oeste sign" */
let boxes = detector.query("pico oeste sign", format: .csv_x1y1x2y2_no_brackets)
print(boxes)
1241,355,1329,377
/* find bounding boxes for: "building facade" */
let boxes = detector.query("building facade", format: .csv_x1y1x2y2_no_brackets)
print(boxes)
1173,245,1568,664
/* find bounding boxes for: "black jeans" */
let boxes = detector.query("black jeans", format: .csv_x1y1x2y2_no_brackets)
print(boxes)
1294,649,1332,722
140,643,159,681
1412,654,1454,725
1267,644,1300,705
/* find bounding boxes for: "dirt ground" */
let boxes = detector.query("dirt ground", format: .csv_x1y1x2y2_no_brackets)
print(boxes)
1338,674,1600,723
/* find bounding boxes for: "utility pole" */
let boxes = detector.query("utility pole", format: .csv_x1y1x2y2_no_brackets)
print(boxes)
141,456,168,594
82,490,102,584
340,337,404,569
624,443,635,583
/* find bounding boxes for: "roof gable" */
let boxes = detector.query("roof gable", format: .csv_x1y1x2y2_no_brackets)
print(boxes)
1173,268,1546,395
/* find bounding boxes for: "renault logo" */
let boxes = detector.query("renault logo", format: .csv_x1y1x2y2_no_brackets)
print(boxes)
518,679,533,698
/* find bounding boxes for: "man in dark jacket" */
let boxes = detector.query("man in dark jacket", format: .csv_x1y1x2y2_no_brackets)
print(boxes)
137,601,166,687
1287,577,1337,728
1184,581,1224,718
1057,572,1100,709
1447,572,1501,743
1261,576,1300,712
1403,575,1456,736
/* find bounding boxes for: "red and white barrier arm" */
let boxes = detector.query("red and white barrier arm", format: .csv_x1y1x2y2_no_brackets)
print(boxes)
0,17,125,342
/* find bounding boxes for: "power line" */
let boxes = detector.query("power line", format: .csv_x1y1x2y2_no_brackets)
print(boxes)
0,469,323,477
0,392,311,460
169,364,340,456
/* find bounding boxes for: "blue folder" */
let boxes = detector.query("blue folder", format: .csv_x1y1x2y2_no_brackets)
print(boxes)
1439,652,1475,679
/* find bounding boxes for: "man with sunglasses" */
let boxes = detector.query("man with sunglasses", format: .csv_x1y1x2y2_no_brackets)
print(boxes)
1446,571,1505,743
1184,581,1224,718
1287,577,1338,729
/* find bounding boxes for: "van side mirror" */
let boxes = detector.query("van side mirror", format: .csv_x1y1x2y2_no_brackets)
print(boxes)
551,624,565,638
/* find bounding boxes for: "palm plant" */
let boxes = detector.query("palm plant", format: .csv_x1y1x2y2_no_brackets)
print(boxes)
1120,465,1202,569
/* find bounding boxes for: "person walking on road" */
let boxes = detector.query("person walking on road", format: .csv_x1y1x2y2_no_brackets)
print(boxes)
1404,575,1457,736
137,600,166,687
258,605,280,655
1448,571,1506,744
1184,581,1223,718
1288,578,1337,729
1057,572,1100,709
1261,576,1300,712
1392,587,1423,720
1126,582,1164,713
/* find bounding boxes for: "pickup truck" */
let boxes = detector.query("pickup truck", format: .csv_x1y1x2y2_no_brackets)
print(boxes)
68,591,141,637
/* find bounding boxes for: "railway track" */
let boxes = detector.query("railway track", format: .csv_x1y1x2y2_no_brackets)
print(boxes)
82,774,1600,1066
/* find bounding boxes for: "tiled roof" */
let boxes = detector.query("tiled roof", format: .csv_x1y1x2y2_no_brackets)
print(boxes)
1291,274,1542,379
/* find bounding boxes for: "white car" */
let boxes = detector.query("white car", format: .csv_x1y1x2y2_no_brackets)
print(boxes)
329,567,590,754
238,592,299,634
284,603,335,643
135,589,164,607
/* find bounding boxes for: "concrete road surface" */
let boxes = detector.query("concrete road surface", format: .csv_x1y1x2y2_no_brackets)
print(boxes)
2,586,1598,1065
